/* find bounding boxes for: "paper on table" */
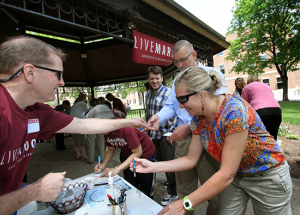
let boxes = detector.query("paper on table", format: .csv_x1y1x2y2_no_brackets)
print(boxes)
84,177,133,209
85,186,106,209
82,177,97,183
163,132,172,136
150,205,163,215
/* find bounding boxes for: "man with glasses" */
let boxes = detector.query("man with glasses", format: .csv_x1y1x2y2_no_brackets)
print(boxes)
147,40,227,215
0,36,146,215
145,66,178,206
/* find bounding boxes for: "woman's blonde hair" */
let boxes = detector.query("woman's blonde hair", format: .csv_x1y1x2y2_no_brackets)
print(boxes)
174,67,225,95
247,75,259,84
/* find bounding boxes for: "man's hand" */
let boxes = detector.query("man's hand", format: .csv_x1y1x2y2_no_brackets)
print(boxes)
166,136,173,145
147,115,160,131
158,199,186,215
128,118,147,130
170,124,191,142
34,172,66,202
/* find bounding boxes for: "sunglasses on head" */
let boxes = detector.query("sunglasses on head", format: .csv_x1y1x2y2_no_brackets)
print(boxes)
176,91,199,104
0,64,63,83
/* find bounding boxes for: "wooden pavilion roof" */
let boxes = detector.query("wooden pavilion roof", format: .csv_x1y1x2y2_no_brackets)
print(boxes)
0,0,230,89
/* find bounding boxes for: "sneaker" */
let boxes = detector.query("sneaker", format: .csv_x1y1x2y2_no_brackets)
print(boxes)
161,194,178,206
163,181,169,188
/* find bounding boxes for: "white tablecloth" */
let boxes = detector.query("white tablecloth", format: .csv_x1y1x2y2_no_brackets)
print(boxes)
18,173,163,215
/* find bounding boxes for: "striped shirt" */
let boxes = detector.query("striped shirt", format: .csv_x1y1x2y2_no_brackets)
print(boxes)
145,84,178,139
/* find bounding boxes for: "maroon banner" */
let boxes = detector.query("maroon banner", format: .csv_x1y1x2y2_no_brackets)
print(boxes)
131,30,173,66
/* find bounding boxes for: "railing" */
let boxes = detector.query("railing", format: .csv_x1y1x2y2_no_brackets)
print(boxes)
126,109,145,119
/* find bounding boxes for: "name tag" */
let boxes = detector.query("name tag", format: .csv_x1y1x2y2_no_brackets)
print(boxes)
156,95,162,102
28,119,40,134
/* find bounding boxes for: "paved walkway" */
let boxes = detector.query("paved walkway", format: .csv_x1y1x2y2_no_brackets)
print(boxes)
26,138,300,214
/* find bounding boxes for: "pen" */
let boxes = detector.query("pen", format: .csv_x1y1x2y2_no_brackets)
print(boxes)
98,156,101,174
139,122,158,131
94,183,108,186
133,159,136,177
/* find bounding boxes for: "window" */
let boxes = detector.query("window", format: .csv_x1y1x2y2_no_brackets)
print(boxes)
218,51,223,56
219,64,225,74
277,77,283,89
246,40,252,47
260,55,267,61
262,78,270,86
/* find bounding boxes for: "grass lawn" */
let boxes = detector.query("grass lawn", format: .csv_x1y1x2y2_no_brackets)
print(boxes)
279,101,300,127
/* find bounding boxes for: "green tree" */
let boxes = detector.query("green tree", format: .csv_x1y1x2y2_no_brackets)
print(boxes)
59,87,91,105
98,80,149,108
226,0,300,101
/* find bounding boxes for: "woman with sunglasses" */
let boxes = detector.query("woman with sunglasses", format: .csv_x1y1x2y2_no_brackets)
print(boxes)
132,67,292,215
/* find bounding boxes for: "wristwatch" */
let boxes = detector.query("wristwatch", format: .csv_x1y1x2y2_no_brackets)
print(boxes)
183,196,194,211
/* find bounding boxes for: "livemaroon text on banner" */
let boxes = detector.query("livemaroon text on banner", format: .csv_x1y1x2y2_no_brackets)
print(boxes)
132,30,174,66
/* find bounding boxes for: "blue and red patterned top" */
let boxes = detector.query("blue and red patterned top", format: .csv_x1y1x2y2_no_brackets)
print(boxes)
190,95,286,174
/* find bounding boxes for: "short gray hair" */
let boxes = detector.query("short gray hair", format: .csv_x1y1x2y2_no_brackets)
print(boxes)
172,40,194,54
86,104,125,119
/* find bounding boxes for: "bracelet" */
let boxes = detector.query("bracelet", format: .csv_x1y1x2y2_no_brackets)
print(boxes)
115,166,120,174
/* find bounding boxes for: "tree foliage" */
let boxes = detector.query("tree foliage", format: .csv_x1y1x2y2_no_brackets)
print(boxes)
226,0,300,101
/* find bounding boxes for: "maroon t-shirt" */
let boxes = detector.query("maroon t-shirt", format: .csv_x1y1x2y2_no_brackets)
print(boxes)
113,98,127,116
104,127,155,159
0,84,74,195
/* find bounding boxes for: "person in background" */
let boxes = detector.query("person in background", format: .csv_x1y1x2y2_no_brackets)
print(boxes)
106,92,127,116
54,105,68,150
146,40,226,215
145,66,178,205
232,77,246,97
70,93,88,160
0,35,147,215
242,75,282,140
99,96,112,109
144,82,151,92
62,100,71,115
134,67,292,215
85,98,106,164
62,100,71,137
89,105,156,198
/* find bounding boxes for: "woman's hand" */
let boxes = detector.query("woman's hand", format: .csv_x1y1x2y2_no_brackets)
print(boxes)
94,164,105,174
99,168,118,178
130,157,155,173
158,199,186,215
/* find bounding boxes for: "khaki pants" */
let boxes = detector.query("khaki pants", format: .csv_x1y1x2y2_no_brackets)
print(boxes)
175,134,220,215
219,162,292,215
86,134,105,163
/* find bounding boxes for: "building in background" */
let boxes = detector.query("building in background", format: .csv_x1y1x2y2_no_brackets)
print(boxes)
214,33,300,101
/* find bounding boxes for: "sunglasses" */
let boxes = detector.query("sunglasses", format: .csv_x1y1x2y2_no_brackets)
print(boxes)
172,51,193,65
176,91,199,104
0,64,63,83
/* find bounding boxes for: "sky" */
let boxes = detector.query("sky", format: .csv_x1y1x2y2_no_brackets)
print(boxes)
174,0,236,36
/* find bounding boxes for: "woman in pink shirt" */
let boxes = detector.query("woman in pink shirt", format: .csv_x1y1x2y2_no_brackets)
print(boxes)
242,75,281,140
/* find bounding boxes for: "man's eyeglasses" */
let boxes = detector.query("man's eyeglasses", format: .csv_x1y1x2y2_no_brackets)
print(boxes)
0,64,63,83
176,91,199,104
33,65,63,80
172,51,193,65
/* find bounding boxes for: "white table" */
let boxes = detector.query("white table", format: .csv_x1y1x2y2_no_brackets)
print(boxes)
18,173,163,215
